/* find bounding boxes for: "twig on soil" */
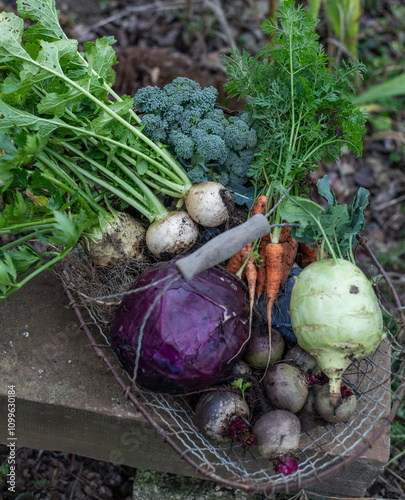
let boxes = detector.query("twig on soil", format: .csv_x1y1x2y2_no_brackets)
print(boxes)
81,1,204,34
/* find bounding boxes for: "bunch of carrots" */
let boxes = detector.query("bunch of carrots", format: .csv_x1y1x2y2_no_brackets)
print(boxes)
226,195,324,327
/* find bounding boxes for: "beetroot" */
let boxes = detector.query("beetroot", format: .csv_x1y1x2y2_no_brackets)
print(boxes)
253,410,300,475
315,383,357,423
243,327,285,369
297,384,324,432
285,344,321,377
195,390,254,445
262,363,309,413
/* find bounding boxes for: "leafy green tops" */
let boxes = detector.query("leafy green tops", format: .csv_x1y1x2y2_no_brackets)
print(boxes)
224,0,367,193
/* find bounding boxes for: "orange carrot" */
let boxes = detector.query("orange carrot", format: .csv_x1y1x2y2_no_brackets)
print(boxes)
251,195,271,300
299,242,327,268
226,250,245,275
279,224,291,243
251,194,270,216
240,242,257,316
281,236,298,286
265,242,284,327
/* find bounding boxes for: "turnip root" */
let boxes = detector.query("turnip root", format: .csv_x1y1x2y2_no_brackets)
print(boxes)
145,211,199,258
315,383,357,423
195,391,254,445
81,212,145,267
243,328,285,369
290,258,385,406
185,181,230,227
253,410,300,475
262,363,310,413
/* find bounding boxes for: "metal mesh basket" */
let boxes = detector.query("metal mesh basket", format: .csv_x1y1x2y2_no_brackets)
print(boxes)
58,238,405,496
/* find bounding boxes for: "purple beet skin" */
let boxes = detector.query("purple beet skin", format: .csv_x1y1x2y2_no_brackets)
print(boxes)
253,410,301,475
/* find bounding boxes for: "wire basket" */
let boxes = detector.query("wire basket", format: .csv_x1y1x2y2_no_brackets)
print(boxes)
57,237,405,497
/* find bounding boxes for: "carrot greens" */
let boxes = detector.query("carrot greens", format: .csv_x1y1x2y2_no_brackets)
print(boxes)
224,0,367,243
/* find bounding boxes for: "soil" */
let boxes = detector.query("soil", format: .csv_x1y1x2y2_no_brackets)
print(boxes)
0,0,404,498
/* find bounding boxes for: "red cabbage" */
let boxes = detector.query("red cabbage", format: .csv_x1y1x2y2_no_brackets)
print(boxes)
109,258,249,394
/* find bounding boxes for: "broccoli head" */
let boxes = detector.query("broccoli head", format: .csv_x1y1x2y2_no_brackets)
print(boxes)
169,130,194,160
133,86,168,113
133,77,257,195
163,77,218,117
191,130,228,164
196,118,226,137
141,114,168,142
224,116,257,151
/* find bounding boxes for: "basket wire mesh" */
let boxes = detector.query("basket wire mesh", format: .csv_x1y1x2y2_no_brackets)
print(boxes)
57,238,405,496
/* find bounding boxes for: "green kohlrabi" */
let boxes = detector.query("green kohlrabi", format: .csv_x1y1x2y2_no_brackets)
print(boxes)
280,177,385,406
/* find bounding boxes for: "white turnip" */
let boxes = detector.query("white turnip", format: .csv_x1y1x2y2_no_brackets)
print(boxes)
184,181,230,227
145,211,199,259
81,212,145,267
290,258,385,406
262,363,311,413
195,390,254,445
315,383,357,423
253,410,300,475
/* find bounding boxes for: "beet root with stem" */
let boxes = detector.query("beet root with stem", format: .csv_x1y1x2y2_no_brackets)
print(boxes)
315,383,357,423
253,410,301,475
262,363,310,413
195,390,254,445
243,327,285,369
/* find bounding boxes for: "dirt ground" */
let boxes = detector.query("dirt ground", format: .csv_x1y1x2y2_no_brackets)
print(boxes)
0,0,404,498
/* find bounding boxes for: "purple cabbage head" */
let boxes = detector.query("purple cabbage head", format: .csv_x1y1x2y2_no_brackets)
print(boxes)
109,258,249,394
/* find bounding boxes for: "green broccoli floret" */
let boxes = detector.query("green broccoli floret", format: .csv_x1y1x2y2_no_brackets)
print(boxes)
238,149,256,165
164,105,185,127
191,130,228,164
224,150,250,185
189,86,219,117
204,108,229,128
211,170,230,186
238,111,255,126
133,86,168,113
224,117,257,151
163,78,218,117
196,118,226,137
181,109,203,135
187,164,209,183
169,130,194,160
163,77,201,106
141,114,168,142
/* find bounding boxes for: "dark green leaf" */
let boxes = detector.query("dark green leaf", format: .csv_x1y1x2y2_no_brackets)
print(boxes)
9,244,41,273
317,175,337,206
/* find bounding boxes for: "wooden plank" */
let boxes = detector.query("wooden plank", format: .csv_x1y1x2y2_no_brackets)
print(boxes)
0,271,391,496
